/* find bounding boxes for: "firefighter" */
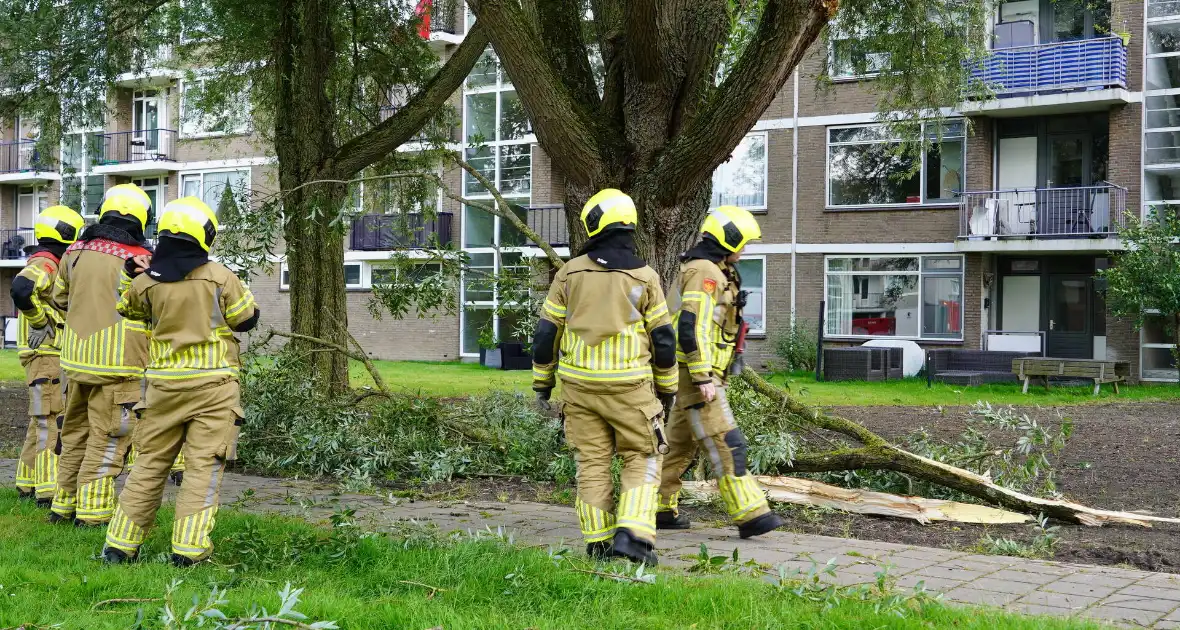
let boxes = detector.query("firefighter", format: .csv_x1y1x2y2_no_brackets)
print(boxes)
655,206,785,539
13,205,84,505
48,184,154,526
104,196,258,566
532,189,678,566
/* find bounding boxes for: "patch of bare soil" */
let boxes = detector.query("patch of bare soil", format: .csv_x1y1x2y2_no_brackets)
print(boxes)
811,403,1180,573
0,386,27,454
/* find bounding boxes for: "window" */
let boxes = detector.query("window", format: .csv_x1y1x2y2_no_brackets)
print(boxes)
461,47,534,355
279,262,366,290
16,186,49,229
1142,311,1180,381
180,78,250,137
181,169,249,216
371,263,442,287
61,132,105,215
736,257,766,334
825,255,963,340
827,122,964,207
712,133,768,211
829,37,890,80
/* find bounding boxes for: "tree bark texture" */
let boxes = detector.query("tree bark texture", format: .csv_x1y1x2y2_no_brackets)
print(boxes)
269,2,489,391
471,0,836,290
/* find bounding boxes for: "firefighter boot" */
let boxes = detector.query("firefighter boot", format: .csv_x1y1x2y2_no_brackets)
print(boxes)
611,529,658,566
655,510,691,530
102,546,136,565
586,541,613,561
738,511,785,540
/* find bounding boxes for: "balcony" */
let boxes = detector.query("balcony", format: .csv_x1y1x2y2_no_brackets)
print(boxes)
1,229,35,262
957,183,1128,252
961,37,1132,117
349,212,454,251
526,204,570,247
423,0,463,47
0,141,59,184
92,129,180,176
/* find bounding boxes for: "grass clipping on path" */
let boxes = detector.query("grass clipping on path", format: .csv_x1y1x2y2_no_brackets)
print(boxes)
0,491,1099,630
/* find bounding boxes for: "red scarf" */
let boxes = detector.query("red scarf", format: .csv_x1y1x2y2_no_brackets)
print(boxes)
65,238,150,260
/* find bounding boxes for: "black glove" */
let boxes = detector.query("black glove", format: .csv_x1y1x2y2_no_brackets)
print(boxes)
657,391,676,418
535,388,553,412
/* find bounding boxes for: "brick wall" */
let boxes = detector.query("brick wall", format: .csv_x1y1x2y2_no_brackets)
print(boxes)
965,117,994,192
1115,0,1143,93
1109,103,1142,213
248,266,462,361
757,129,795,244
0,269,13,316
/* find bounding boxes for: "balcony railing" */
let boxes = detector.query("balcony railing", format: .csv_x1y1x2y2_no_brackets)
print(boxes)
1,229,35,260
349,212,454,250
965,36,1127,98
0,141,53,174
958,183,1128,239
427,0,460,35
526,205,569,247
97,129,178,165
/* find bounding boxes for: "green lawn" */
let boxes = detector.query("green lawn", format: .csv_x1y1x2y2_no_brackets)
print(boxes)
5,349,1177,406
768,372,1180,407
0,491,1094,630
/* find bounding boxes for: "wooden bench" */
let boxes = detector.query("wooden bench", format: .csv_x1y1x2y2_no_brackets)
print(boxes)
1012,358,1131,395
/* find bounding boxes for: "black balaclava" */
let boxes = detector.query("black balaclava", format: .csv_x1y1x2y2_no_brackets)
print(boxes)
25,238,69,260
80,213,147,247
577,228,646,270
145,235,209,283
682,234,731,265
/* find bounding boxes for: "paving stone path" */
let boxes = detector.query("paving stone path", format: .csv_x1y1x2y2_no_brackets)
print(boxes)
6,459,1180,628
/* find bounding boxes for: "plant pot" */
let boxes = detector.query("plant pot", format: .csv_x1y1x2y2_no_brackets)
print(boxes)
481,347,503,369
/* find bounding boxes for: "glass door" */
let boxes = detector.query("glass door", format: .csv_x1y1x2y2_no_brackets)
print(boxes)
1042,133,1089,235
1045,275,1092,358
132,177,162,238
132,90,164,158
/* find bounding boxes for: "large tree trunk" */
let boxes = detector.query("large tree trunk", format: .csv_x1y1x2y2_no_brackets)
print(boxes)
273,0,350,392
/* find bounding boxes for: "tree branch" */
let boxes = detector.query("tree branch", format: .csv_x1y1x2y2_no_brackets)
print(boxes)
536,0,602,109
625,0,663,82
654,0,834,202
449,154,564,268
257,328,389,396
327,20,491,179
468,0,611,187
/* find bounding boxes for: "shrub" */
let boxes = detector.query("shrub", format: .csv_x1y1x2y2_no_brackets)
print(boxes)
772,319,818,373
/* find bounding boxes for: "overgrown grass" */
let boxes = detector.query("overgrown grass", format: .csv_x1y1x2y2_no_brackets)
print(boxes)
0,491,1096,630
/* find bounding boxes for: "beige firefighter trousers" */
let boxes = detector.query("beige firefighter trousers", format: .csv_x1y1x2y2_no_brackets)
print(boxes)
16,355,64,499
561,378,665,545
657,365,770,525
106,379,242,561
51,378,139,523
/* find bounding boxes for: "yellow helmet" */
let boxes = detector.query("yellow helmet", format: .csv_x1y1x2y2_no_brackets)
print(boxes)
701,205,761,253
99,183,152,231
35,205,85,244
580,189,637,238
157,196,219,252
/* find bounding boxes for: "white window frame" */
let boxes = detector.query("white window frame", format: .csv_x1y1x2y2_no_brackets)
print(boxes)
827,36,890,81
712,132,769,213
280,261,367,291
179,76,252,139
179,168,252,216
60,128,105,216
1140,309,1180,382
825,121,966,209
16,186,49,229
460,46,536,357
823,254,965,341
736,255,767,335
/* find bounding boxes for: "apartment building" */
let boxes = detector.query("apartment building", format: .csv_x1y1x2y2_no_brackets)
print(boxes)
3,0,1176,382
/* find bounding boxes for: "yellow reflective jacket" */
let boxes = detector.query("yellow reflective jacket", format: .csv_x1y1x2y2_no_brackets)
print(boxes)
51,238,152,383
117,261,257,390
532,255,677,394
14,252,65,361
674,258,740,383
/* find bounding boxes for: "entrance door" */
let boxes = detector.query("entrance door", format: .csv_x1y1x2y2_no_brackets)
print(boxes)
1045,275,1091,358
1042,133,1089,236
